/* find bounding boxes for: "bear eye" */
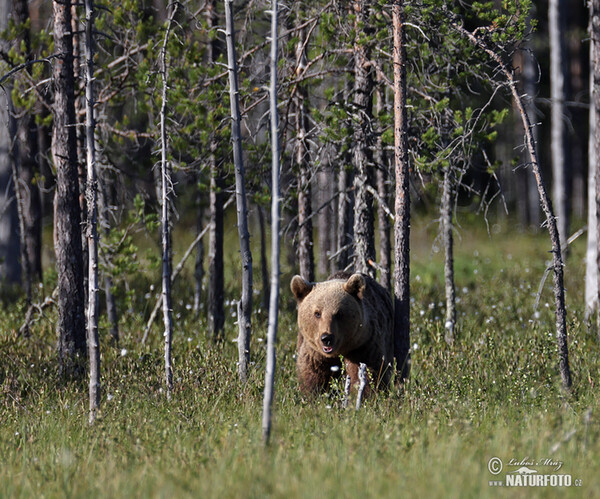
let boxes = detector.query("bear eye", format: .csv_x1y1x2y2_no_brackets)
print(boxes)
314,311,321,319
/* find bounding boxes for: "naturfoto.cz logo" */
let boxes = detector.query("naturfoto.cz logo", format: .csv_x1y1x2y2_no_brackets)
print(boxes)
487,456,582,488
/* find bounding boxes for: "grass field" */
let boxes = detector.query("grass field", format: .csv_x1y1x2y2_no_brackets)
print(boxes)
1,218,599,498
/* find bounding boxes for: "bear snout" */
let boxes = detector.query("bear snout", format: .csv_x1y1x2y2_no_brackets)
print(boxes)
321,333,335,354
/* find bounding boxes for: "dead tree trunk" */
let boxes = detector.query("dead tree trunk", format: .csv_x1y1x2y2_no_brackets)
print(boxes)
375,84,391,291
392,0,411,383
84,0,100,423
593,0,600,333
206,0,225,339
262,0,280,445
352,0,376,278
587,1,598,321
549,0,570,258
453,20,573,390
159,2,178,398
441,167,456,344
13,0,42,284
52,0,86,377
224,0,253,383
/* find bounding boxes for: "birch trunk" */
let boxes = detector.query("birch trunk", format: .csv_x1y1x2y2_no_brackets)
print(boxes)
375,84,391,291
262,0,280,445
224,0,253,383
392,0,411,383
159,3,178,398
84,0,100,423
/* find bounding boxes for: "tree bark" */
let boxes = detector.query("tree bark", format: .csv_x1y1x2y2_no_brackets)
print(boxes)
375,83,391,291
206,0,225,338
84,0,100,423
13,0,42,284
442,167,456,344
262,0,280,445
159,2,178,398
593,0,600,333
294,29,315,282
586,1,598,321
452,19,573,390
224,0,253,383
52,0,86,376
392,0,411,383
549,0,570,258
352,0,376,278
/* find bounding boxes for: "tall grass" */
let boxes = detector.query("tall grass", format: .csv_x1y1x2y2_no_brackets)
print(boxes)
1,219,598,498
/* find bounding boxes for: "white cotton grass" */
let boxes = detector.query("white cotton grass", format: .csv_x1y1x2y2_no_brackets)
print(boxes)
330,365,340,373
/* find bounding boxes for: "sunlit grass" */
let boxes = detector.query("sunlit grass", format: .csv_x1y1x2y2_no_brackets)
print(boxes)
1,217,599,497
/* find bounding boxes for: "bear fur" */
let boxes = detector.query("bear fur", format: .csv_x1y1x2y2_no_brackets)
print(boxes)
290,271,394,394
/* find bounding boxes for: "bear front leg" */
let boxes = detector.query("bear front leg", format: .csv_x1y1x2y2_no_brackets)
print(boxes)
344,358,374,398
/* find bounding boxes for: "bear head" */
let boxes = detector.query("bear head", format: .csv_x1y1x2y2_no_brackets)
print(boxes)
291,273,368,358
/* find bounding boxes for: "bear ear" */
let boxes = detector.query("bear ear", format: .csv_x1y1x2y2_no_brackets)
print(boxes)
291,275,314,302
343,273,366,300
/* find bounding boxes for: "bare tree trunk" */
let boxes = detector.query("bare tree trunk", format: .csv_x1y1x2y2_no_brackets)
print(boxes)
52,0,86,377
294,44,314,281
336,164,353,271
258,205,270,312
224,0,253,383
392,0,411,383
262,0,280,445
375,84,391,291
352,0,375,278
0,0,21,290
159,2,178,398
317,166,333,279
84,0,100,423
442,167,456,344
549,0,570,258
193,189,205,316
208,165,225,338
593,0,600,334
13,0,42,284
453,20,573,390
586,2,598,321
206,0,225,337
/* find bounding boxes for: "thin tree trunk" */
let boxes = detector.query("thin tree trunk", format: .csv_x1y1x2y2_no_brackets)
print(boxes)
208,165,225,338
352,0,376,278
317,166,333,279
392,0,411,383
549,0,570,258
593,0,600,334
13,0,42,284
375,83,391,291
294,28,315,282
52,0,86,377
84,0,100,423
206,0,225,336
586,2,598,321
224,0,253,383
193,188,205,316
262,0,280,445
453,19,573,390
442,167,456,344
159,2,178,398
258,205,270,312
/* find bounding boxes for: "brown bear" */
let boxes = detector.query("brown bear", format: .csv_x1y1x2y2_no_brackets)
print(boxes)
290,271,394,394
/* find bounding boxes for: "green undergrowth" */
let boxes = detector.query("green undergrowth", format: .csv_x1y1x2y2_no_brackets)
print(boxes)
1,218,599,498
